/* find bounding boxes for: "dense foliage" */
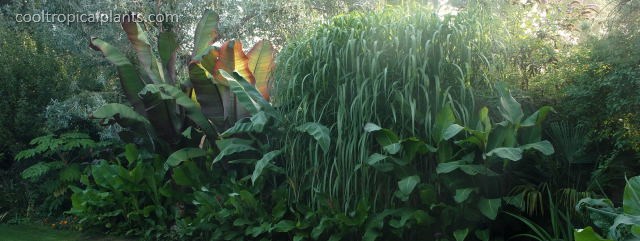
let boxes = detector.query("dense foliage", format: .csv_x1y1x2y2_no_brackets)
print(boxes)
1,0,639,241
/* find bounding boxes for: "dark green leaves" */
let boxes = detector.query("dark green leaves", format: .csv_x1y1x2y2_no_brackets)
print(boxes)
395,175,420,201
477,198,502,220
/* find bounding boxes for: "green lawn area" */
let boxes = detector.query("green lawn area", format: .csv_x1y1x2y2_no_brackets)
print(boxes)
0,224,132,241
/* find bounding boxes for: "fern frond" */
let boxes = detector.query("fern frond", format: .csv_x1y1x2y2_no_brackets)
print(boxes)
20,161,65,181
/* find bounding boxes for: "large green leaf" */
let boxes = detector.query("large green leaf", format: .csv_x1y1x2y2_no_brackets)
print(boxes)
166,148,207,167
477,198,501,220
252,150,282,185
455,188,475,203
212,143,257,164
188,63,224,126
92,103,150,129
121,19,162,83
143,84,219,141
521,106,554,127
396,175,420,201
521,140,555,156
486,147,522,161
193,10,219,58
499,91,524,125
574,227,612,241
624,176,640,215
158,31,178,84
443,124,464,141
296,122,331,153
222,111,268,137
139,84,182,140
219,70,270,117
89,38,145,113
454,228,469,241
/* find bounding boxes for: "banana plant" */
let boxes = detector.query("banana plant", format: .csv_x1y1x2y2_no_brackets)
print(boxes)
89,11,275,152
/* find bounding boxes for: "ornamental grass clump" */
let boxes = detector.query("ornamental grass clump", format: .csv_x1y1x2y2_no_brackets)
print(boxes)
273,5,495,212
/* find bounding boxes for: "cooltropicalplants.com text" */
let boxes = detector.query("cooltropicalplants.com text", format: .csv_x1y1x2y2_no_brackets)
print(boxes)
15,11,179,25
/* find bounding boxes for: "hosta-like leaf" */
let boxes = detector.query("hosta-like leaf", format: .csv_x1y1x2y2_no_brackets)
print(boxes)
90,38,146,113
624,176,640,215
521,106,554,127
247,40,275,100
521,140,555,155
443,124,464,140
296,122,331,153
252,150,282,185
454,228,469,241
455,188,475,203
477,198,501,220
499,91,524,125
396,175,420,201
574,227,612,241
486,147,522,161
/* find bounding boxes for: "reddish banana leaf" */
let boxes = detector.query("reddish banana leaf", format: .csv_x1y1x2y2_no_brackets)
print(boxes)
188,63,225,127
139,84,183,143
158,31,179,84
247,40,275,100
214,40,255,86
121,17,163,83
193,10,220,59
89,38,146,114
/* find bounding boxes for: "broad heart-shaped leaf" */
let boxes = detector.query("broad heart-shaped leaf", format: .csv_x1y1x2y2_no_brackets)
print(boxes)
521,140,555,156
214,40,255,85
477,198,501,220
499,91,524,125
90,38,146,113
252,150,282,185
193,10,219,58
247,40,275,100
624,176,640,215
433,105,456,142
158,31,178,84
188,63,224,125
396,175,420,201
486,147,522,161
364,123,382,132
455,188,475,203
296,122,331,153
121,18,163,84
166,148,207,168
574,227,613,241
364,123,402,155
454,228,469,241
